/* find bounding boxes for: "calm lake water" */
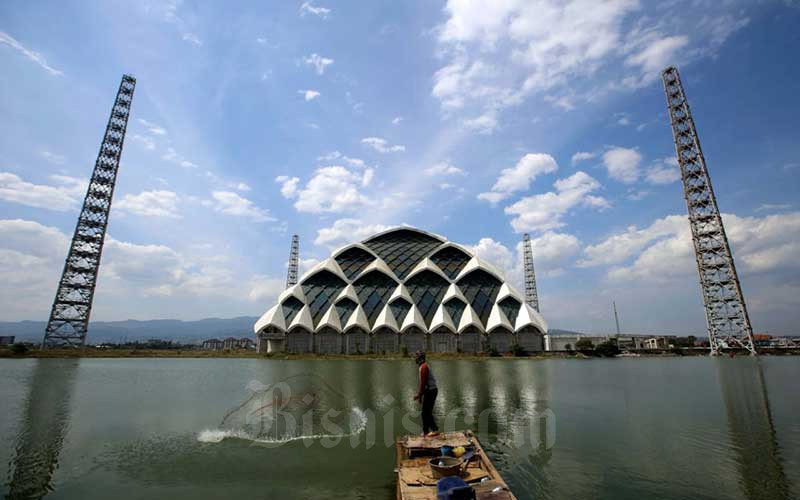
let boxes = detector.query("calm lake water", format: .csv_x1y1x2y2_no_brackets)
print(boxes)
1,357,798,499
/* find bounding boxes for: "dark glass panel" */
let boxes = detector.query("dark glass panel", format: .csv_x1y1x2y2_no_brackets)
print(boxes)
281,296,304,324
334,246,375,281
363,229,443,279
430,246,471,280
405,270,449,327
443,298,466,326
498,296,521,325
353,271,397,327
389,298,411,324
457,270,502,327
335,298,357,324
301,270,346,326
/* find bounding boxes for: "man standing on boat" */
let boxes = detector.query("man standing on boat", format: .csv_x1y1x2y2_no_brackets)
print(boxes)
413,351,439,437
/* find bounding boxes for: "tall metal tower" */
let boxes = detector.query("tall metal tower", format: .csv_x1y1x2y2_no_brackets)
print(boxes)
661,66,756,355
42,75,136,349
613,301,621,336
286,234,299,288
522,233,540,312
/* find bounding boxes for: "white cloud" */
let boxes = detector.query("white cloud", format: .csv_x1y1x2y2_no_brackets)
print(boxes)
432,2,748,130
0,31,63,76
463,111,499,134
116,190,181,218
479,153,558,204
138,118,167,136
614,112,631,126
299,89,321,101
471,231,581,288
579,212,800,284
0,218,284,320
300,1,330,18
275,175,300,198
361,137,406,153
210,191,275,222
317,151,366,168
315,219,392,249
41,151,66,164
162,147,199,169
504,171,607,233
235,182,251,192
602,147,641,184
392,116,403,125
571,152,595,165
294,166,373,213
424,162,465,177
623,35,689,86
304,53,334,75
182,33,202,46
0,172,86,211
756,203,791,213
131,134,156,150
645,157,680,185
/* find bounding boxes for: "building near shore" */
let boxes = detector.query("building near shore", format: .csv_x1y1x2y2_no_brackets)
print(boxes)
254,227,548,354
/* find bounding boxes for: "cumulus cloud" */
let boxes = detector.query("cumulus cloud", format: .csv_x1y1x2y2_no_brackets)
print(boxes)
471,231,581,288
424,162,465,177
0,218,285,320
116,190,181,218
304,53,334,74
571,152,595,165
0,31,63,75
275,175,300,198
300,1,330,18
0,172,86,211
210,191,275,222
299,89,321,101
361,137,406,153
579,212,800,284
317,151,366,168
602,147,641,184
478,153,558,204
315,218,392,249
431,1,749,130
504,171,608,233
392,116,403,124
644,157,680,185
294,166,373,213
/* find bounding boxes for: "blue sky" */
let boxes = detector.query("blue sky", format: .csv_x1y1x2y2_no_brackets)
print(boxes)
1,0,798,335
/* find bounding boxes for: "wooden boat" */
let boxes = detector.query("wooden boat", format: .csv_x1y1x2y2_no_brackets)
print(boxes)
395,430,516,499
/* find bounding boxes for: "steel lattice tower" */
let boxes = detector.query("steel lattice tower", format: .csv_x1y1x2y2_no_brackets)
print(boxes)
42,75,136,349
522,233,540,312
662,66,756,355
286,234,299,288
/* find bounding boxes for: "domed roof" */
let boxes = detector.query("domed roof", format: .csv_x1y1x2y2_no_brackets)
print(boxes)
254,226,547,336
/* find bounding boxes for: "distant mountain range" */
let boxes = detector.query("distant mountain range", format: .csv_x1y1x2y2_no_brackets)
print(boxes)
0,318,587,344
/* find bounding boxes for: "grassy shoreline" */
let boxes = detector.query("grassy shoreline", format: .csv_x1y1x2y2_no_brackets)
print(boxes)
2,347,797,359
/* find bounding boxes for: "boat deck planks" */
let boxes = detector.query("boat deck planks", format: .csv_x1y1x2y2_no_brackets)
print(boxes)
395,430,516,500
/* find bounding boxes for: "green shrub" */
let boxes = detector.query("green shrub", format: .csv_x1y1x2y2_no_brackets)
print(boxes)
488,346,501,357
575,338,594,351
511,343,526,357
11,343,28,355
595,340,620,357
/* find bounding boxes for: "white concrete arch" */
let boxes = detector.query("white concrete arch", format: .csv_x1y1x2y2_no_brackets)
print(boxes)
372,303,400,333
406,257,452,283
486,303,513,334
254,303,285,334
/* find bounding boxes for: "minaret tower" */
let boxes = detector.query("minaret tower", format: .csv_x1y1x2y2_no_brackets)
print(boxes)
661,66,755,355
522,233,540,312
43,75,136,348
286,234,299,288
